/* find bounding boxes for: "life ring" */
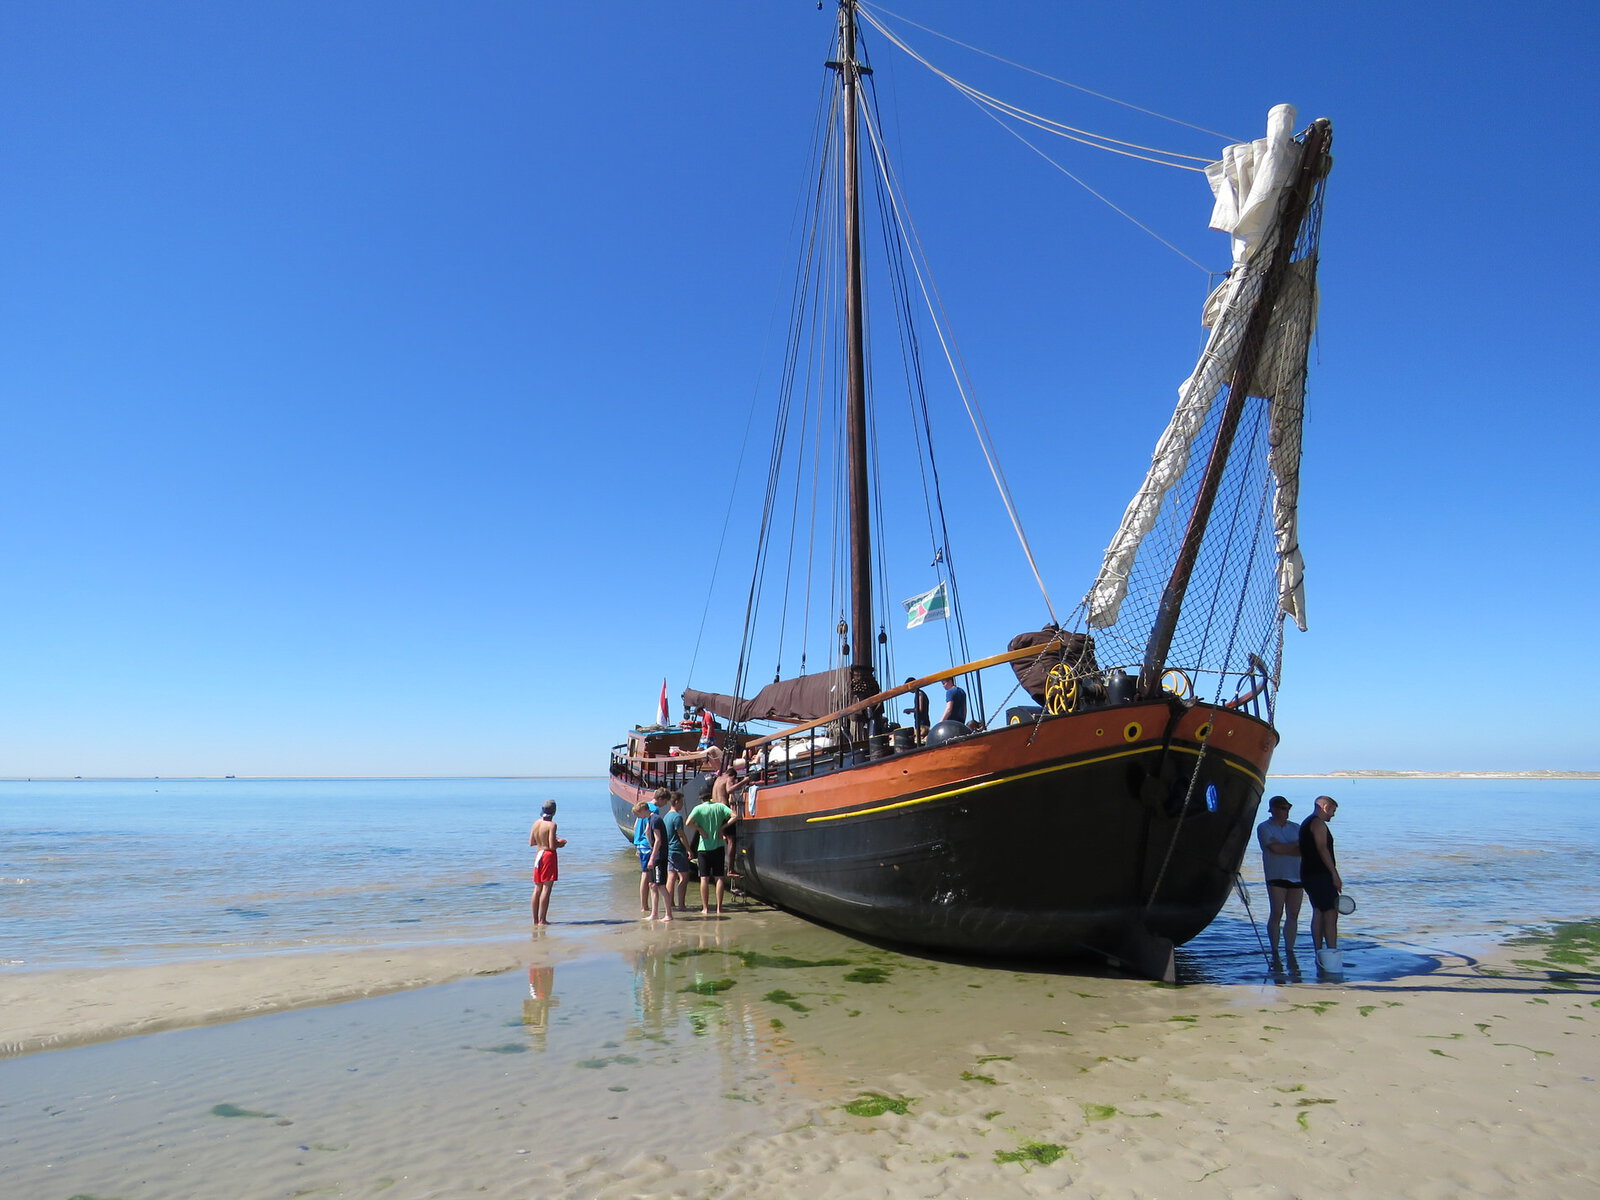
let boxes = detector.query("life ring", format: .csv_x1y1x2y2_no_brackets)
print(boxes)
1044,662,1079,715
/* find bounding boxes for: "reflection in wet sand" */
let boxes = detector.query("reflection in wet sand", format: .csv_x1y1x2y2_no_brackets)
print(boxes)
523,963,558,1047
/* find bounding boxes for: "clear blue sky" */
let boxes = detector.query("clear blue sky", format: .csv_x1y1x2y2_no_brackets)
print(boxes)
3,1,1594,777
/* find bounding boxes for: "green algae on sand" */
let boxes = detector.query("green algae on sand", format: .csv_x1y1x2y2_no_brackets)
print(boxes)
842,1092,913,1117
576,1054,641,1069
843,966,891,984
994,1140,1065,1167
211,1103,277,1119
1508,918,1600,986
681,977,736,995
672,948,850,970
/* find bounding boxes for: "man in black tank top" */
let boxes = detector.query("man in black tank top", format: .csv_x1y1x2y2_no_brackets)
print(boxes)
1298,795,1342,961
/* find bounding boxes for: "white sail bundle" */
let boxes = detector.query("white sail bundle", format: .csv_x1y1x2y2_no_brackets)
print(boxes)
1088,104,1313,632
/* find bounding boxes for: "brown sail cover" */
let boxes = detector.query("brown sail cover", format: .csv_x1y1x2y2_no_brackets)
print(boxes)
685,668,852,726
1008,627,1100,706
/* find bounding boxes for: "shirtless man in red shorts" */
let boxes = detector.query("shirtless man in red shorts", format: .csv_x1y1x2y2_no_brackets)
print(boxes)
529,800,567,926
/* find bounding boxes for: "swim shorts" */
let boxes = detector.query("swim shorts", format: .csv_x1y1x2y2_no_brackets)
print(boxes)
1302,874,1338,912
533,848,559,885
1265,878,1303,890
697,847,727,879
648,860,668,886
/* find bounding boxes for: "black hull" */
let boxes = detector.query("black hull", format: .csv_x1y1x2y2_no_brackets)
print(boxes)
737,726,1265,973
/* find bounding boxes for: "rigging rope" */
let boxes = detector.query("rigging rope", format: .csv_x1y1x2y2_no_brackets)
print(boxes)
860,71,979,682
860,6,1220,166
961,96,1212,273
856,100,1060,627
862,2,1243,142
859,4,1215,272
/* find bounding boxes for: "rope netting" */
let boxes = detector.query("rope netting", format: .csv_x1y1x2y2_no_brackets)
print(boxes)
1079,149,1329,711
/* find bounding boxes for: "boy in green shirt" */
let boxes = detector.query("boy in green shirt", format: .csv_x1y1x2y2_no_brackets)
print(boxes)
684,794,734,914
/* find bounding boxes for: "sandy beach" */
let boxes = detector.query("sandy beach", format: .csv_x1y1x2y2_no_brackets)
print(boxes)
3,905,1597,1199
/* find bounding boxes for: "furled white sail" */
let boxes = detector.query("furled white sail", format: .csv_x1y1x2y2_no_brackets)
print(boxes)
1088,104,1312,631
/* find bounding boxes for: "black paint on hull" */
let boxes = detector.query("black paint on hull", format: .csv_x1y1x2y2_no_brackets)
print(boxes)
737,743,1262,968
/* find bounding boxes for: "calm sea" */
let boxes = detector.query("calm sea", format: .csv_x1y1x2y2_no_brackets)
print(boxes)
3,777,1597,980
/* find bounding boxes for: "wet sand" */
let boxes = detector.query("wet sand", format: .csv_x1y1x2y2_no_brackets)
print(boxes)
2,905,1597,1198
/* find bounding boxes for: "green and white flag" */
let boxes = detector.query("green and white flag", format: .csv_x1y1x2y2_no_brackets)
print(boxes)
902,582,949,628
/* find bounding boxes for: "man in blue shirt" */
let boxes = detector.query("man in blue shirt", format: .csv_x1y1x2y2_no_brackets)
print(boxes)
941,677,967,726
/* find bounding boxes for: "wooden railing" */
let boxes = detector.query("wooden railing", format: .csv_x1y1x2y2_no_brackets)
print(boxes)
743,638,1066,750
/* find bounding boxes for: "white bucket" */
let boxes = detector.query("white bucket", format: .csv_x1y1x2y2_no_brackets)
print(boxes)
1317,947,1343,973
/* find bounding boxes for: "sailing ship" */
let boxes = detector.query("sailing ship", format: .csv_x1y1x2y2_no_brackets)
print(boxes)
607,705,736,839
609,2,1332,979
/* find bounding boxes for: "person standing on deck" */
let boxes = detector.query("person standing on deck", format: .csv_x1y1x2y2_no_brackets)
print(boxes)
1298,795,1343,967
941,677,967,726
529,800,566,926
1256,795,1303,967
903,678,930,743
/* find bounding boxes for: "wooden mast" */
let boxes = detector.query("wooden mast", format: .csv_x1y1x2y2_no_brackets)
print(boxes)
1137,119,1332,700
834,0,878,731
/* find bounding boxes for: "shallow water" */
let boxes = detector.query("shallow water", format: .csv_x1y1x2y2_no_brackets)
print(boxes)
1182,777,1600,981
3,776,1597,979
1,777,630,968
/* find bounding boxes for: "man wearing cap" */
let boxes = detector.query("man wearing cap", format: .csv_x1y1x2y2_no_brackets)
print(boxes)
1256,795,1302,967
